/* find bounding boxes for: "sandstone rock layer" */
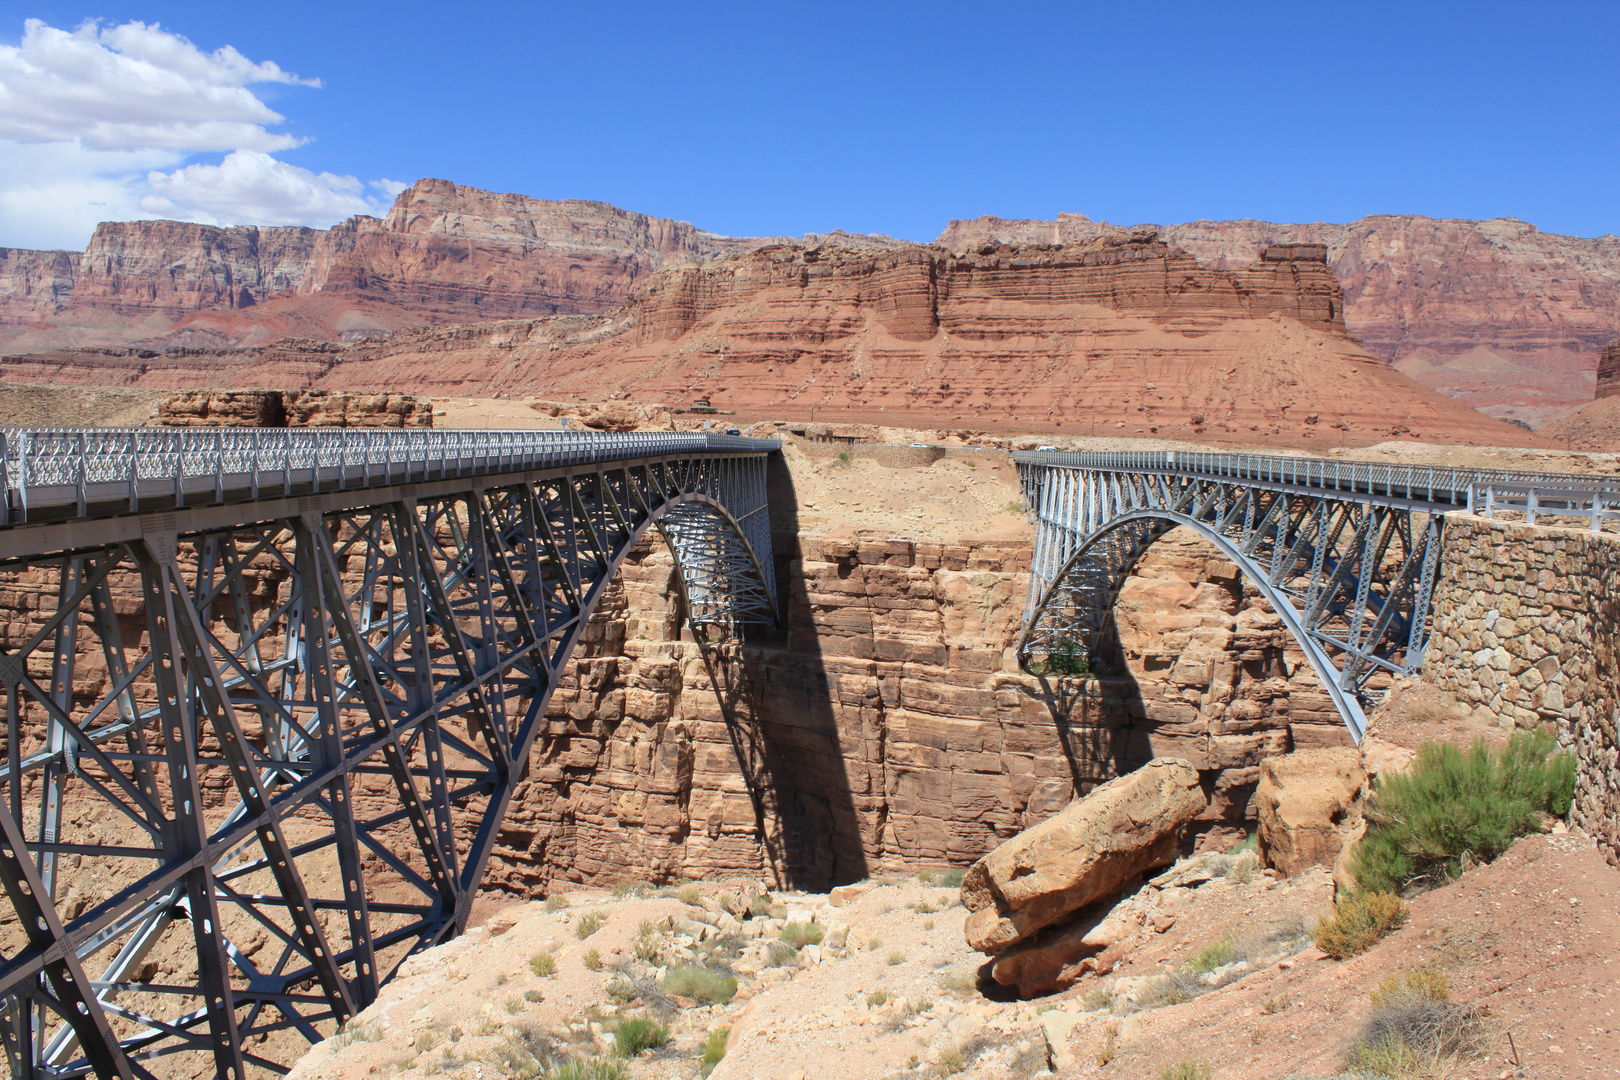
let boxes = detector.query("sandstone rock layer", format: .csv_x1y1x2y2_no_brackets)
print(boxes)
1253,747,1366,877
959,757,1205,953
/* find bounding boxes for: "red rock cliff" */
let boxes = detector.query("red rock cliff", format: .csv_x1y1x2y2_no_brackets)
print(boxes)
940,213,1620,426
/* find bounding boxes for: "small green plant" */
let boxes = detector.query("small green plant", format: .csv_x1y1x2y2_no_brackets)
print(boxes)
634,936,662,964
1368,968,1449,1010
474,1019,499,1037
528,952,557,977
414,1031,436,1053
886,949,907,966
865,935,884,951
330,1021,383,1049
545,893,571,913
935,868,965,888
613,1016,669,1057
1352,729,1576,895
524,989,543,1003
1159,1060,1212,1080
699,1027,729,1076
1315,892,1409,960
1231,831,1259,855
505,997,524,1014
904,997,933,1017
1004,500,1025,515
836,451,851,465
767,942,798,967
922,918,934,931
662,964,738,1005
582,948,602,971
910,900,938,915
610,880,653,899
550,1061,629,1080
1187,932,1239,974
779,922,823,949
677,884,702,906
866,988,890,1007
1032,639,1090,677
575,913,604,939
1262,994,1291,1014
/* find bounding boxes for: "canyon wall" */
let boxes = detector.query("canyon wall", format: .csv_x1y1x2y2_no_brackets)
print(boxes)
295,235,1545,449
1598,342,1620,400
1421,512,1620,865
0,179,895,351
939,213,1620,426
485,524,1338,894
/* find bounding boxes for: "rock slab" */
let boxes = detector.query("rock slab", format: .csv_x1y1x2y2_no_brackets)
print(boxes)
1254,747,1366,877
960,757,1205,953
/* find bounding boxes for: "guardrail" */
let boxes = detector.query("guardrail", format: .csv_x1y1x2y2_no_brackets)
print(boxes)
0,426,781,526
1015,448,1620,527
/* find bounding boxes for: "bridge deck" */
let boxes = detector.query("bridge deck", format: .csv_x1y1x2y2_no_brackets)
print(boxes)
1014,448,1620,527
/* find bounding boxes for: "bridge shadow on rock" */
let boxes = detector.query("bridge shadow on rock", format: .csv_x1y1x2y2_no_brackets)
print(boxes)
693,450,870,890
1027,621,1156,799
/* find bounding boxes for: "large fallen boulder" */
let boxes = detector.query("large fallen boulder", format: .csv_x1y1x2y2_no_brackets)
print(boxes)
1254,747,1366,877
960,757,1206,953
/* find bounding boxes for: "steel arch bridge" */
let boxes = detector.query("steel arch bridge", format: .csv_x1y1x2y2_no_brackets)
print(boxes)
0,426,780,1080
1016,449,1620,743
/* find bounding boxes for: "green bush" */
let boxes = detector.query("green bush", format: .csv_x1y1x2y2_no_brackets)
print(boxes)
662,964,738,1005
677,884,702,906
1187,932,1238,974
613,1016,669,1057
1315,893,1408,960
528,952,557,977
699,1027,729,1076
1031,639,1090,677
545,894,570,913
550,1060,629,1080
1351,729,1575,895
779,922,823,949
575,913,604,940
582,948,602,972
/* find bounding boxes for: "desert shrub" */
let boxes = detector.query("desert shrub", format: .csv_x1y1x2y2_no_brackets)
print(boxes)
545,894,570,913
699,1027,729,1076
1315,892,1409,960
1095,1022,1119,1066
677,884,702,906
1352,730,1575,895
529,952,557,977
935,868,965,888
634,936,662,964
550,1061,629,1080
612,1016,669,1057
766,942,798,967
662,964,738,1005
1231,831,1259,854
1346,968,1492,1076
582,948,602,972
610,880,653,900
1262,994,1292,1014
886,950,908,966
330,1021,383,1048
910,900,938,914
779,922,823,949
1187,932,1239,974
525,989,544,1003
1159,1060,1212,1080
867,988,890,1007
575,913,605,939
1137,969,1200,1009
506,997,524,1014
1032,640,1089,677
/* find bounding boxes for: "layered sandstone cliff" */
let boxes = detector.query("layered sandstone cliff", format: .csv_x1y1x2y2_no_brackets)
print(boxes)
940,213,1620,426
300,234,1544,449
0,180,902,351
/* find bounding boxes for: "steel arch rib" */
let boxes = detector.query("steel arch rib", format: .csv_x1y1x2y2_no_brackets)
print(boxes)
1019,507,1370,742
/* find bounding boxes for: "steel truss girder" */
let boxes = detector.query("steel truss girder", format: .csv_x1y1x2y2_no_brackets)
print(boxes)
0,452,775,1079
1017,465,1449,744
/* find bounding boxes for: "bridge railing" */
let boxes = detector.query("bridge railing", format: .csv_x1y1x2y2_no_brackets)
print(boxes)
0,426,781,525
1015,448,1620,523
1469,481,1620,532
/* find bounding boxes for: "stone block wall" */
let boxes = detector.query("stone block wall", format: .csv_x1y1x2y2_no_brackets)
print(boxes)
1421,512,1620,864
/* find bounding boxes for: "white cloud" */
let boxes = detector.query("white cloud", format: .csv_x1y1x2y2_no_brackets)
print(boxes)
0,19,405,250
141,150,395,227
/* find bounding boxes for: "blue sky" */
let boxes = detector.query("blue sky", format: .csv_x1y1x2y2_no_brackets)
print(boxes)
2,1,1617,249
